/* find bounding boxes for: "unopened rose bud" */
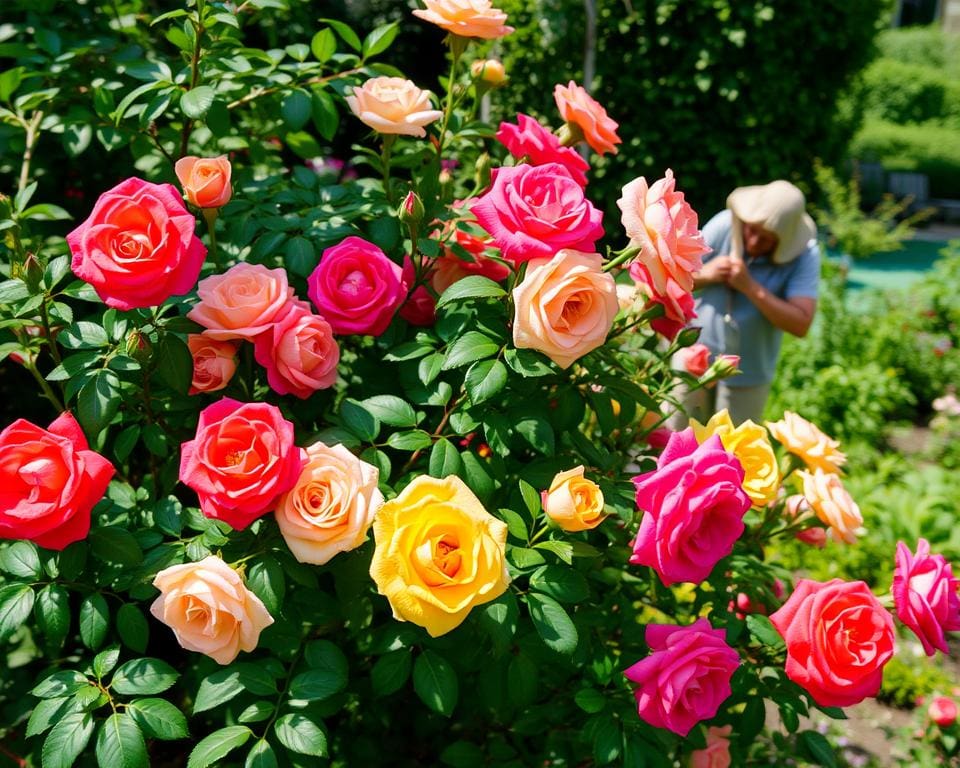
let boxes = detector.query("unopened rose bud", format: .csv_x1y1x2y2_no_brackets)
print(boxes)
398,191,424,227
470,59,507,86
474,152,491,190
22,253,44,291
929,696,958,726
126,330,153,362
703,354,741,382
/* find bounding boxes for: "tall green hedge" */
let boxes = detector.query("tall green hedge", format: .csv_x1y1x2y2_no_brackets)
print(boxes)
495,0,886,218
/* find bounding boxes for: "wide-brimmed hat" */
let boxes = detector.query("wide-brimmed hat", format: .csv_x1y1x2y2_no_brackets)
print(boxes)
726,180,817,264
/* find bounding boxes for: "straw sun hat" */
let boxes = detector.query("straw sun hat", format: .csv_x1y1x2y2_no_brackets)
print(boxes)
726,180,817,264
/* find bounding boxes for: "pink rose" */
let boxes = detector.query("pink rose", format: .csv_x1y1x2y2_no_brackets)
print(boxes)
630,260,696,340
188,263,294,341
553,81,621,156
307,236,406,336
624,619,739,736
680,343,711,377
784,494,827,548
472,163,604,264
0,413,115,550
617,170,709,295
929,696,958,726
175,155,232,209
179,398,306,530
631,429,750,585
690,726,733,768
187,334,238,395
892,539,960,656
770,578,895,707
67,177,206,310
495,113,589,187
399,257,436,327
253,301,340,399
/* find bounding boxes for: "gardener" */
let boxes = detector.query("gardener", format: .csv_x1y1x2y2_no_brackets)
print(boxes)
678,180,821,425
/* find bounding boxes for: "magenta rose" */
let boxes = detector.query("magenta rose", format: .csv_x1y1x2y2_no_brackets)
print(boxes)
471,163,603,264
67,177,206,310
307,236,406,336
892,539,960,656
495,114,590,187
624,618,740,736
630,429,750,585
253,301,340,399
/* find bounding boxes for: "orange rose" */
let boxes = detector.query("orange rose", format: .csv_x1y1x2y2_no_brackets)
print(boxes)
553,81,621,156
766,411,846,474
187,334,238,394
543,466,606,532
412,0,514,39
150,556,273,665
512,249,618,369
174,155,232,209
345,77,443,138
187,263,294,341
471,59,507,85
797,468,863,544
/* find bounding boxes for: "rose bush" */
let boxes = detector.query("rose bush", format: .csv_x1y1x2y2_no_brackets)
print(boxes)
0,2,956,767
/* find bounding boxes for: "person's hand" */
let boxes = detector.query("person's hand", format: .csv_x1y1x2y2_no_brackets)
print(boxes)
726,258,755,293
697,256,734,285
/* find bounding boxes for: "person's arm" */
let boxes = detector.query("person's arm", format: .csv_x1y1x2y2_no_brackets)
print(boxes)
727,260,817,337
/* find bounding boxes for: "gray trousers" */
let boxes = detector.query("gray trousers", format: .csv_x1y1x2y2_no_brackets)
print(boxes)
667,381,772,430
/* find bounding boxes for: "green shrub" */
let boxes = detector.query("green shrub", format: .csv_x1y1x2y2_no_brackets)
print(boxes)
861,59,960,127
876,24,960,76
878,656,957,709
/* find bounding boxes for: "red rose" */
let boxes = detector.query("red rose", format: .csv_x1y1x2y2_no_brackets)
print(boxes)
179,398,306,530
67,177,206,310
0,413,115,550
770,578,895,707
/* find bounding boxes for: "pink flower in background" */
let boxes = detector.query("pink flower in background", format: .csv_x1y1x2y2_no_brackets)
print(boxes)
680,343,711,376
472,163,603,263
187,334,238,394
929,696,958,726
254,301,340,398
631,429,750,585
553,81,621,156
690,726,733,768
188,263,293,341
617,170,709,295
67,178,206,310
770,578,895,707
496,113,589,186
630,260,696,340
892,539,960,656
624,619,739,736
307,236,406,336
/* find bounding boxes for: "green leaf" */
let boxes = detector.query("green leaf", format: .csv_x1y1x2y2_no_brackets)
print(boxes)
413,650,458,717
284,236,315,277
235,663,278,695
574,688,607,714
518,479,541,517
42,712,95,768
311,89,339,140
498,508,528,541
371,649,412,696
111,658,178,696
153,495,182,536
477,592,519,653
504,347,555,377
117,604,149,653
281,89,312,130
533,539,573,564
246,556,285,616
435,276,506,309
238,702,274,724
193,669,245,714
114,424,140,463
93,646,121,679
32,670,88,699
0,279,30,304
361,395,418,427
800,730,838,768
90,527,143,567
128,698,189,740
59,321,109,349
95,713,148,768
244,740,278,768
746,614,785,650
291,640,348,700
311,28,336,62
527,593,578,654
79,593,109,650
1,540,41,578
274,713,328,757
187,726,252,768
592,716,621,765
529,566,589,603
318,18,362,51
0,583,35,641
429,438,462,478
26,697,73,738
515,416,555,455
440,741,484,768
362,21,399,59
156,333,193,393
35,584,70,649
181,86,216,119
340,398,380,442
507,653,539,708
386,430,432,451
442,331,499,370
78,370,121,436
465,359,507,404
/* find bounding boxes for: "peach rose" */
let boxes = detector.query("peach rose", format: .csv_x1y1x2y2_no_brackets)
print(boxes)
346,77,443,138
187,263,294,341
784,494,828,548
690,725,733,768
253,301,339,398
766,411,846,474
543,466,606,532
187,334,238,395
150,556,273,665
797,468,864,544
275,441,383,565
412,0,513,39
512,249,619,369
679,343,711,377
175,155,232,209
553,81,621,156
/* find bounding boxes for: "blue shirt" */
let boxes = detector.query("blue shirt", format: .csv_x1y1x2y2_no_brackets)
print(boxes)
694,210,820,386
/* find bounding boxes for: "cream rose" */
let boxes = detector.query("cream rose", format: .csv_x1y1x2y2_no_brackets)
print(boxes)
797,468,864,544
275,442,383,565
512,249,619,369
150,556,273,665
766,411,847,474
543,466,606,532
346,77,443,138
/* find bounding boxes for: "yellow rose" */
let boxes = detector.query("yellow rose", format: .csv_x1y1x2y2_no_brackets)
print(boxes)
797,468,864,544
766,411,846,474
275,441,384,566
345,77,443,138
150,556,273,665
691,409,780,507
470,59,507,85
543,466,606,532
370,475,510,637
512,250,619,369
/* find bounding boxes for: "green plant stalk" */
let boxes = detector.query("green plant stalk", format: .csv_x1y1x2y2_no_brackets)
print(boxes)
437,35,469,159
179,14,206,158
202,208,220,265
603,245,642,273
39,297,62,366
23,358,65,412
